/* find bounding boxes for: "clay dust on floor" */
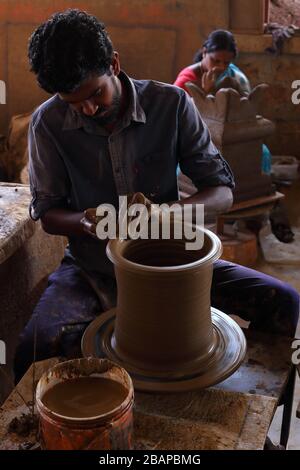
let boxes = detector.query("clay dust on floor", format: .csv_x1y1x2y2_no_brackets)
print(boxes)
255,181,300,290
253,179,300,449
8,412,38,437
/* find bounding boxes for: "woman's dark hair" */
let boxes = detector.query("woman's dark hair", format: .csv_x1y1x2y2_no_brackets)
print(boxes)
28,9,114,93
193,30,238,63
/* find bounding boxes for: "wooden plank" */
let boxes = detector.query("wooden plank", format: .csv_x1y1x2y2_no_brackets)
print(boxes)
236,393,276,450
0,357,277,450
134,389,276,450
0,358,60,450
229,0,265,35
226,192,284,214
215,329,293,399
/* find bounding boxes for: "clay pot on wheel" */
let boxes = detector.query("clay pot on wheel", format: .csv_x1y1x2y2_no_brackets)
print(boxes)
82,226,246,392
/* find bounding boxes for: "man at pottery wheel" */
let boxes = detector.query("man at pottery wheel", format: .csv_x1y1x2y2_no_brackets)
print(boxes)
14,9,299,381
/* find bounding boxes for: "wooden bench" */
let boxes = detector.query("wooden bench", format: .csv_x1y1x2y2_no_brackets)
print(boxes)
0,328,295,450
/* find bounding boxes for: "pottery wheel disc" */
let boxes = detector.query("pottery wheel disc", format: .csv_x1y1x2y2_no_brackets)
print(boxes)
81,307,246,392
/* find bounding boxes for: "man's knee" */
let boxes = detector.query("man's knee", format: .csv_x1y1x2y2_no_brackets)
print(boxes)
253,280,300,337
279,282,299,327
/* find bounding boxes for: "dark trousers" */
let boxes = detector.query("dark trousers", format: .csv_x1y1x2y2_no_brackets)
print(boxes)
14,258,299,382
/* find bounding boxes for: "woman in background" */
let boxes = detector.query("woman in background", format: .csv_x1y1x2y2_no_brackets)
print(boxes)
174,29,294,243
174,29,250,96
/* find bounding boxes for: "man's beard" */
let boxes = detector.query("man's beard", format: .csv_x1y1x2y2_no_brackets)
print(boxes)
91,80,122,126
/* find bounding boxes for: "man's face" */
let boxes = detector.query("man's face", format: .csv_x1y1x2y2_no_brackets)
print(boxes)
59,57,122,125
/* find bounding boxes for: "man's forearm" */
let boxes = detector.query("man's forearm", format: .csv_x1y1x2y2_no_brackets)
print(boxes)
40,208,85,237
40,187,233,238
178,186,233,217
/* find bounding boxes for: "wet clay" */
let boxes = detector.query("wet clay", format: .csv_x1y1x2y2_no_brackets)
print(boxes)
108,233,219,372
82,226,246,392
41,377,128,418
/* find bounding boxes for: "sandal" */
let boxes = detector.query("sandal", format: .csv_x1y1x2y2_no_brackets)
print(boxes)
270,221,295,243
270,202,295,244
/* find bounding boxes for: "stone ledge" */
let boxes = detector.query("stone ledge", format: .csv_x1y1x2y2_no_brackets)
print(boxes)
0,182,34,264
236,33,300,55
0,198,66,403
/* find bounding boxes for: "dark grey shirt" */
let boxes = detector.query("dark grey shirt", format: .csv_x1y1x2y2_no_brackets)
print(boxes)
29,71,234,275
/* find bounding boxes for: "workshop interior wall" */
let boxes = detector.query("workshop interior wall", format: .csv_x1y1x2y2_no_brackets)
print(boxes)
0,0,300,157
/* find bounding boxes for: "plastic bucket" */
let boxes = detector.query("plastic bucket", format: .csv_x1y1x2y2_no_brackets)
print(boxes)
36,357,134,450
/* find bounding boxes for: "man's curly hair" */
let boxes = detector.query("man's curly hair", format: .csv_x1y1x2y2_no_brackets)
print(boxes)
28,9,114,94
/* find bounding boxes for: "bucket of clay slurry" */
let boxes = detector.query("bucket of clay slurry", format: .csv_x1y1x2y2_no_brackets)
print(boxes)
36,357,134,450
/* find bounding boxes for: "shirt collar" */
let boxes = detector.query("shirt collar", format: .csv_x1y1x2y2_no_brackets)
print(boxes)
62,70,146,132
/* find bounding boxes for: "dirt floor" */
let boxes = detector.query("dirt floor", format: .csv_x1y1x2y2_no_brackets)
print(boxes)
253,177,300,449
270,0,300,27
255,180,300,292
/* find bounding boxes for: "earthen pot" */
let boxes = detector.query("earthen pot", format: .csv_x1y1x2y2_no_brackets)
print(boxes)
82,226,246,392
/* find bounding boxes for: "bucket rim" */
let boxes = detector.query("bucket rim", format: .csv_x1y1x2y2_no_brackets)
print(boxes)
35,357,134,424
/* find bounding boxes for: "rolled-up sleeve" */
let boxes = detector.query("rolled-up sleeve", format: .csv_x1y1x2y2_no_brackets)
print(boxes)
29,114,70,220
178,92,235,190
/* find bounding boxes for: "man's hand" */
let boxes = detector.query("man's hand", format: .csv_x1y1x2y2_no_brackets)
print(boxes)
178,186,233,219
41,207,102,239
81,195,154,239
80,208,98,238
